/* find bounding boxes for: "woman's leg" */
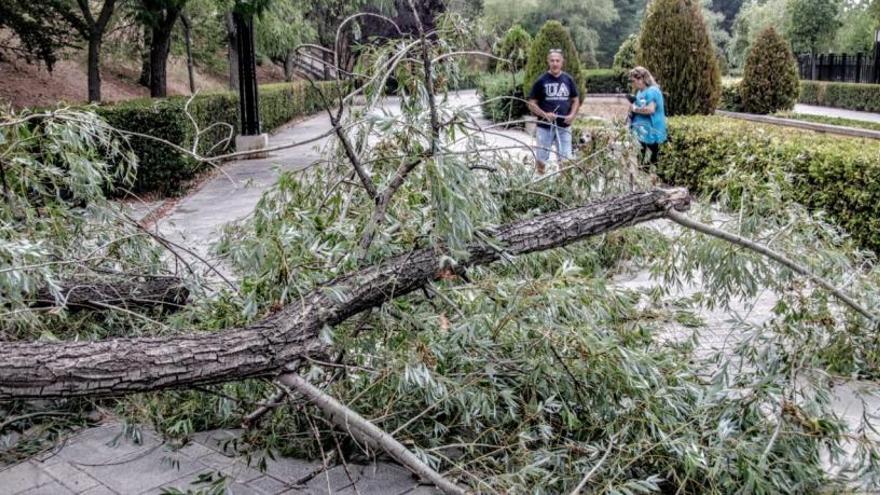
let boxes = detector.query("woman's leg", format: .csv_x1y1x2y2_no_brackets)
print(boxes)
647,143,660,165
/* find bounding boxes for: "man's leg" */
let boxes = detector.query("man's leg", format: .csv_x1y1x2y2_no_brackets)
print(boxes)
535,126,552,174
557,126,573,166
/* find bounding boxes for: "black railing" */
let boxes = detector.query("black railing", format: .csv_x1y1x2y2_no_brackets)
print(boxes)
798,49,880,84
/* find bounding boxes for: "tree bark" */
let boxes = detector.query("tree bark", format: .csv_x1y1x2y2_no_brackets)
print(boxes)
0,189,691,400
225,11,239,91
139,25,152,87
180,13,195,94
86,34,102,102
148,8,181,98
29,277,189,312
77,0,118,103
283,50,294,82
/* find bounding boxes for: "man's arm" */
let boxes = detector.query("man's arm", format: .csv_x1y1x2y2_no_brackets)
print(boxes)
563,97,580,125
528,99,555,122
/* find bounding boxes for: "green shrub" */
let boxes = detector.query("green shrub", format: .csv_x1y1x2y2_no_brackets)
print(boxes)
637,0,721,115
740,27,799,114
494,24,532,73
585,69,628,94
477,71,528,123
657,115,880,251
718,80,744,111
523,21,585,99
799,81,880,112
612,34,639,71
96,81,337,195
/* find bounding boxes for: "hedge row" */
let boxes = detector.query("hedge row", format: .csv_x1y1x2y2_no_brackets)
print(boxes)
476,72,528,124
96,81,338,195
798,81,880,113
584,69,628,94
721,79,880,114
656,115,880,251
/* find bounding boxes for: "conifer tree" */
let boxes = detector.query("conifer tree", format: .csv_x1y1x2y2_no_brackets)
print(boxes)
494,24,532,73
740,27,800,114
637,0,721,115
523,20,585,99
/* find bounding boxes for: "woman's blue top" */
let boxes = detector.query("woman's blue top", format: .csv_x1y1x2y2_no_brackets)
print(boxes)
631,85,667,145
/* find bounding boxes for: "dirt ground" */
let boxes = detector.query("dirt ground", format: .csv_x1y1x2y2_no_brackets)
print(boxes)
0,48,287,109
579,95,631,122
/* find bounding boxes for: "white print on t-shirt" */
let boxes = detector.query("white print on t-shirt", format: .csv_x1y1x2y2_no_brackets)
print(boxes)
544,82,570,100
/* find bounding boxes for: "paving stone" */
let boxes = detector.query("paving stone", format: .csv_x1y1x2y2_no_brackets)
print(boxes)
79,485,119,495
190,429,243,455
74,449,205,494
175,441,215,460
0,461,55,494
262,457,321,485
54,425,162,466
305,465,366,495
196,453,266,484
246,475,291,494
17,480,75,495
43,461,101,493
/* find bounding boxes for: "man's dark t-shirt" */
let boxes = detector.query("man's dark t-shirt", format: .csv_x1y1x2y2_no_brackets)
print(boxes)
528,71,579,128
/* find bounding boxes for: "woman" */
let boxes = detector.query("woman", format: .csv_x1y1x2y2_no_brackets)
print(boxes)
628,66,667,166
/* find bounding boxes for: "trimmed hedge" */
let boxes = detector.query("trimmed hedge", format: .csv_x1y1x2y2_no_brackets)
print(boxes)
585,69,628,94
477,72,528,123
720,80,880,114
799,81,880,113
657,115,880,251
96,81,338,195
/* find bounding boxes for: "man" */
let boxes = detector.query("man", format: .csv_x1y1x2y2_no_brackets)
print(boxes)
527,48,580,175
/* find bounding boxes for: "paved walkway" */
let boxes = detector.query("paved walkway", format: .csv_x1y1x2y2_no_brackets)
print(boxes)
793,104,880,123
3,90,878,494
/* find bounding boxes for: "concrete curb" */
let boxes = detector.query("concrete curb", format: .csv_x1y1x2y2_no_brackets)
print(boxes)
716,110,880,140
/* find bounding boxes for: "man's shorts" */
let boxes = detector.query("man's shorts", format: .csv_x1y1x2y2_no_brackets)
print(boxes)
535,125,573,163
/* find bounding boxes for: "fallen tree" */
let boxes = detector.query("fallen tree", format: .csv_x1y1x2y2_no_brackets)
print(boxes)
0,188,690,399
28,276,189,311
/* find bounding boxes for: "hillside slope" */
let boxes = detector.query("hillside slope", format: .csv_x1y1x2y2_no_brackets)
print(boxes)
0,50,287,109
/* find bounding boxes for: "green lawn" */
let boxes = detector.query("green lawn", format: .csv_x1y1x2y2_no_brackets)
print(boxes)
774,112,880,132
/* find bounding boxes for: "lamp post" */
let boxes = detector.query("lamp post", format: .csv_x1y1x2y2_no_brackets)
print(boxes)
233,9,268,157
873,29,880,84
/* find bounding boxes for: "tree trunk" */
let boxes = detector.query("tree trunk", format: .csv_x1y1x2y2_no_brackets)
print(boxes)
283,50,294,82
0,189,691,400
149,19,178,98
29,277,189,312
181,13,195,94
226,12,239,91
86,34,102,102
139,26,152,87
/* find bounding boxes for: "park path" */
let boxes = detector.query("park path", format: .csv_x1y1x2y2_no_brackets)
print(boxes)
2,91,878,494
793,103,880,123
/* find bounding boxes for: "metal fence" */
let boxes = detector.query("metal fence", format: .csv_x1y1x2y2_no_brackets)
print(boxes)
797,52,880,84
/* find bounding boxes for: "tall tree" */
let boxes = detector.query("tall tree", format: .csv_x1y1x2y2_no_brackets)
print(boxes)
520,0,618,67
786,0,841,55
137,0,188,98
0,0,78,71
255,0,315,81
46,0,122,102
638,0,721,115
596,0,648,67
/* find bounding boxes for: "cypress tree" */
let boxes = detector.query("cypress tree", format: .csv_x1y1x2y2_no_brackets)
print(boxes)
612,34,639,70
637,0,721,115
523,21,585,99
494,24,532,73
740,27,800,114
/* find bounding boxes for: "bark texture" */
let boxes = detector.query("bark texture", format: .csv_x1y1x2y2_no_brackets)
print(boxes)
0,189,690,400
29,277,189,312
